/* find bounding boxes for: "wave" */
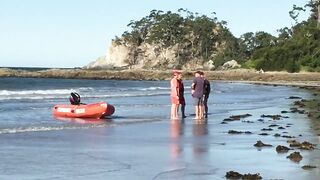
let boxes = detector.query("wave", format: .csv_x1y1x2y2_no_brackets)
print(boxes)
0,119,162,135
0,87,170,101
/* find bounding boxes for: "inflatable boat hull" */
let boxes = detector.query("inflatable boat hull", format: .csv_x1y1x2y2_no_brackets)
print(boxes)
53,102,115,119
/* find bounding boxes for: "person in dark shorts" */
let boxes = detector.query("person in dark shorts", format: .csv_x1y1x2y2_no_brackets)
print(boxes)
191,71,204,119
201,72,211,118
177,72,186,118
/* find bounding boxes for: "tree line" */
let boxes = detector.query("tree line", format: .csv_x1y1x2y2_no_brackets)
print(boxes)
114,0,320,72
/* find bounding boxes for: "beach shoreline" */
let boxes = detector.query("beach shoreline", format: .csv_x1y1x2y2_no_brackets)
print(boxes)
0,68,319,86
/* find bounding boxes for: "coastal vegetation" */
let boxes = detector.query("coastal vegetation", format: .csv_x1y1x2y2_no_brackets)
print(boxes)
108,0,320,72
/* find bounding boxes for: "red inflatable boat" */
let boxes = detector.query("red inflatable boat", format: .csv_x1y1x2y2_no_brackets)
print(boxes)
53,102,115,119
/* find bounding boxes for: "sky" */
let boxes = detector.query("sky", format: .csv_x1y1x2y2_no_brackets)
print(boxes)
0,0,310,68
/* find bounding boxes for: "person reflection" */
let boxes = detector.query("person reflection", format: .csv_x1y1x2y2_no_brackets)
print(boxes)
192,119,209,158
170,119,185,159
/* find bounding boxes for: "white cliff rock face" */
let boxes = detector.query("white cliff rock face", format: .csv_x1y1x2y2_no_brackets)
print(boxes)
105,44,130,67
221,60,241,70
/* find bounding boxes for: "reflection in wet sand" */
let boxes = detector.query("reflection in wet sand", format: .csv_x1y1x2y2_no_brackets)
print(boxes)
170,119,185,159
192,119,209,158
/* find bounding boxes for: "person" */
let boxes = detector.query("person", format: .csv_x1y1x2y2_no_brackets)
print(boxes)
177,72,186,118
69,92,81,105
201,72,211,118
170,71,180,119
191,71,204,120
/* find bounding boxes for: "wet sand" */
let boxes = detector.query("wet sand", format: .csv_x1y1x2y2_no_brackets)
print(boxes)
1,89,320,179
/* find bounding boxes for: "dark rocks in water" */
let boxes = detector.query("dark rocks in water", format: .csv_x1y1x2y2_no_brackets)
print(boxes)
225,171,242,179
223,118,234,122
242,120,254,123
274,133,281,137
228,130,252,134
302,165,317,170
294,100,305,107
221,121,228,124
261,128,273,131
225,171,262,179
299,141,317,150
290,107,305,114
287,140,301,147
254,140,272,147
278,126,286,130
282,135,295,139
257,119,264,122
261,114,287,120
287,152,303,162
259,133,269,136
225,114,252,121
242,173,262,179
288,96,302,99
276,145,291,153
281,110,289,113
268,124,279,127
287,140,317,150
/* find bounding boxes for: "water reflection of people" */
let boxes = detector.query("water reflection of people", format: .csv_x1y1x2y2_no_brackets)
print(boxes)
170,119,185,159
192,119,209,158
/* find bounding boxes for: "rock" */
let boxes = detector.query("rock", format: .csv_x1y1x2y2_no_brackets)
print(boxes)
302,165,317,170
242,173,262,179
228,130,252,134
230,114,252,120
288,96,302,99
221,60,241,70
225,171,242,179
261,128,273,131
261,114,283,120
258,133,269,136
225,171,262,179
254,140,272,147
276,145,291,153
287,152,303,162
274,133,281,137
203,60,215,70
299,141,317,150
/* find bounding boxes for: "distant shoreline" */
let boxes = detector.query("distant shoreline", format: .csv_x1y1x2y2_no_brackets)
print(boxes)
0,67,319,87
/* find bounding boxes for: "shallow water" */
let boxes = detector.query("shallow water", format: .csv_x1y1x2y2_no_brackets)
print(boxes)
0,77,319,179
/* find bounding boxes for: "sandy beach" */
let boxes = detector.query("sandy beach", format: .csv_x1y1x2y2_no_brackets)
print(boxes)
1,68,320,85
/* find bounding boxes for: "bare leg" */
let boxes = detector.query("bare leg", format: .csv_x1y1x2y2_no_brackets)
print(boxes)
171,104,179,119
194,106,199,119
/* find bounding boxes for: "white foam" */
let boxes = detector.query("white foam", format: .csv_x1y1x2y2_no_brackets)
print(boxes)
0,89,74,96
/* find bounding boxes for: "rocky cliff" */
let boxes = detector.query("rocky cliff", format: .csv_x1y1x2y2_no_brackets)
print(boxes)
84,9,243,70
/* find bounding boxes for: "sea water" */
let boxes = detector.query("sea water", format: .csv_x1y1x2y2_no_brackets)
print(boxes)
0,77,319,179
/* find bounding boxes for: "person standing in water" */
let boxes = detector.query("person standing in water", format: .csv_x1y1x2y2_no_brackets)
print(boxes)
191,71,204,119
177,72,186,118
201,72,211,118
170,71,180,120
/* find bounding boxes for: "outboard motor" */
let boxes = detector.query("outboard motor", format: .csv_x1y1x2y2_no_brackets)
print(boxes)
69,92,81,105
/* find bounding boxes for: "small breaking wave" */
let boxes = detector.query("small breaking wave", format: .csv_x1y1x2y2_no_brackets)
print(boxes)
0,119,162,135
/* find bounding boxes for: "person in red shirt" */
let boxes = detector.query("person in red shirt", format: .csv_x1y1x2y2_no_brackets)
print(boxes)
170,71,180,120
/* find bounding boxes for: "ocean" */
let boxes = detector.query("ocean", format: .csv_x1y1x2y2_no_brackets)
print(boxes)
0,77,319,179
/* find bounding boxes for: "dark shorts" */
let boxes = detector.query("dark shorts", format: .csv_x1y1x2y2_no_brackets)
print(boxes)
193,97,203,106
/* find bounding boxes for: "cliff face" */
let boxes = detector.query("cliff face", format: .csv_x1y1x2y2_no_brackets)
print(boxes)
84,10,243,70
85,40,221,70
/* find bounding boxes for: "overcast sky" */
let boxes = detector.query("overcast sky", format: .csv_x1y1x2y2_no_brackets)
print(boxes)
0,0,310,68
